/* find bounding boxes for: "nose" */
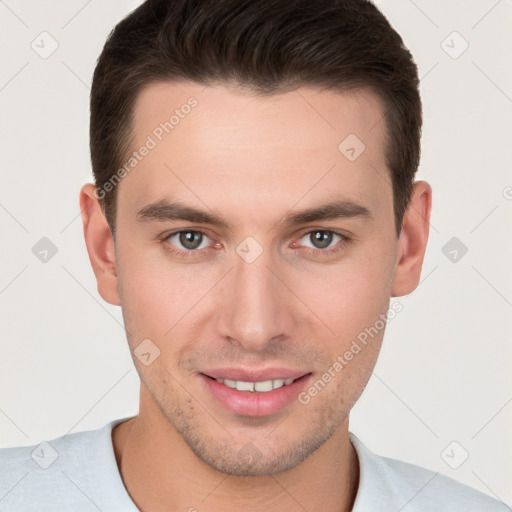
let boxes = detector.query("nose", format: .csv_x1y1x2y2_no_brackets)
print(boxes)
216,242,295,352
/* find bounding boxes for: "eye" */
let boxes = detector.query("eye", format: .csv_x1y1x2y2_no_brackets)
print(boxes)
165,230,211,251
297,230,347,252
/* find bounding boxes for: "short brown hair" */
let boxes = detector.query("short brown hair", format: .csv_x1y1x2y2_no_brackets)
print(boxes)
90,0,421,237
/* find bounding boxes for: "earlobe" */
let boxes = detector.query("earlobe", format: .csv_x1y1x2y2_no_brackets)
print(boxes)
79,183,121,306
391,181,432,297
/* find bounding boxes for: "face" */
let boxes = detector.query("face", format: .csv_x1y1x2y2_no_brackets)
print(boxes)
113,82,399,475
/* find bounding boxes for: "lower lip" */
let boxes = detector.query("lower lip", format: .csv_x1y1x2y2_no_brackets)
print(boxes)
200,373,312,417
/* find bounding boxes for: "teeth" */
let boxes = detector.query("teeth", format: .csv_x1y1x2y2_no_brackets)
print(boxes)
223,378,236,388
272,378,284,389
236,381,254,392
215,377,297,392
254,380,273,392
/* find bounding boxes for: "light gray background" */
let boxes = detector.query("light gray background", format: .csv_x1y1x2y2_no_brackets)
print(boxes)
1,0,511,505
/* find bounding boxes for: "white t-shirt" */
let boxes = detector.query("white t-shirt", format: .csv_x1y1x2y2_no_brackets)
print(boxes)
0,416,507,511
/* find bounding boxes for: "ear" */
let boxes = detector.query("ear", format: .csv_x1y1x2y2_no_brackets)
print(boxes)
391,181,432,297
79,184,120,306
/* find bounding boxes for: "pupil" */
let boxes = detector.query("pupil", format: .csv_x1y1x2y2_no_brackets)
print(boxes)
312,231,332,249
180,231,201,249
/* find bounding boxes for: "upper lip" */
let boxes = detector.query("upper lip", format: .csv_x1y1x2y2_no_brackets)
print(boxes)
201,367,310,382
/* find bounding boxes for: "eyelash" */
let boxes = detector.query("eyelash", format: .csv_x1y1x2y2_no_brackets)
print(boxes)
159,229,350,258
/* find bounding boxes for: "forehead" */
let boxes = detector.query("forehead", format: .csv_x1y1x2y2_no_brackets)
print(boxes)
132,81,386,152
118,81,391,224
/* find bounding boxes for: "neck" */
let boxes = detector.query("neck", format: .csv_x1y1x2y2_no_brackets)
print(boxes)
113,400,359,512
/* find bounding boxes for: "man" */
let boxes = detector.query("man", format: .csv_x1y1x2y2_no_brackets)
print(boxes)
0,0,507,510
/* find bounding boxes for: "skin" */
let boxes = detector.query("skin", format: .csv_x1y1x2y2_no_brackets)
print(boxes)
80,82,431,512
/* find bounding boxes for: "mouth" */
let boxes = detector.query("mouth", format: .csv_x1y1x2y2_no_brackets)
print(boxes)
200,370,312,417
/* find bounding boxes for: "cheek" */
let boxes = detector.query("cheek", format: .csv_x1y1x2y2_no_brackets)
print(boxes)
116,246,219,350
117,247,175,330
294,242,395,342
116,229,395,352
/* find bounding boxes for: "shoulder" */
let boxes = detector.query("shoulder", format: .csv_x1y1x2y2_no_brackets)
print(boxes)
349,433,509,511
0,416,137,512
0,427,93,483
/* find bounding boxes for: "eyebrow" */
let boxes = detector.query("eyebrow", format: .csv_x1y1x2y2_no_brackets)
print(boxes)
135,198,372,230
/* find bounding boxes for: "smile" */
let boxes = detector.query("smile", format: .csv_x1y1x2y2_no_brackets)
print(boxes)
200,372,313,417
